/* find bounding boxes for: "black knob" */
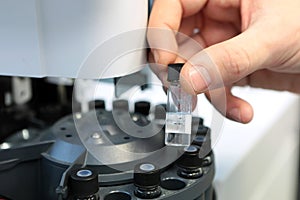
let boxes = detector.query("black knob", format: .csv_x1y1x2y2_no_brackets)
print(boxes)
177,145,202,169
134,101,151,116
134,163,160,188
177,145,203,179
69,168,99,200
134,163,161,199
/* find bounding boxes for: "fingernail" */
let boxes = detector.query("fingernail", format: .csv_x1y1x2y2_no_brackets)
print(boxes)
189,66,211,92
228,108,241,122
153,50,160,63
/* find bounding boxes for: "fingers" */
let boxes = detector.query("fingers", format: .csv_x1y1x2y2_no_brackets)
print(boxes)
148,0,207,65
149,33,206,85
206,87,254,123
203,0,241,27
200,17,240,46
148,0,183,65
224,88,253,123
180,29,270,95
148,52,169,87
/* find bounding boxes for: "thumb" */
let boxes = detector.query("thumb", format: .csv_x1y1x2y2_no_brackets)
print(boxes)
181,29,269,94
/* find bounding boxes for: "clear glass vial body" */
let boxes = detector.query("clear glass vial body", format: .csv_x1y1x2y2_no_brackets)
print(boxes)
165,80,192,146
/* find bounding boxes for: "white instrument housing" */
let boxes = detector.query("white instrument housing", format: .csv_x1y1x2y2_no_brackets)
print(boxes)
0,0,148,78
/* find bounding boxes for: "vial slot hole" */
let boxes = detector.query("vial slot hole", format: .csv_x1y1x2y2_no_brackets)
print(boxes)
104,192,131,200
161,178,186,190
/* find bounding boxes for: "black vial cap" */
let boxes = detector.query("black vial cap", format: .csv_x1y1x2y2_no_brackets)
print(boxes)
134,163,161,189
69,168,99,197
167,63,184,81
177,145,202,170
134,101,151,116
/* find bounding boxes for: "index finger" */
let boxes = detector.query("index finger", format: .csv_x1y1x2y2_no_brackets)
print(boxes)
147,0,183,65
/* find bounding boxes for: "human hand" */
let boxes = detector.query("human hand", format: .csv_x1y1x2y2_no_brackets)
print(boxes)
148,0,300,123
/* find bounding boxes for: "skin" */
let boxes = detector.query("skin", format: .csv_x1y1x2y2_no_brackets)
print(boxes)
147,0,300,123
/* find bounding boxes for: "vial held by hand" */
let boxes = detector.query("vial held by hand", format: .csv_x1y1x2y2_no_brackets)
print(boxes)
165,63,193,146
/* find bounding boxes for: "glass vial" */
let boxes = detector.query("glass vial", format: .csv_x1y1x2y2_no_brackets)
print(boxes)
165,63,193,146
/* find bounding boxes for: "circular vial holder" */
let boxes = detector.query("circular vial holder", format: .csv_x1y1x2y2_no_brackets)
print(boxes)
134,163,162,199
